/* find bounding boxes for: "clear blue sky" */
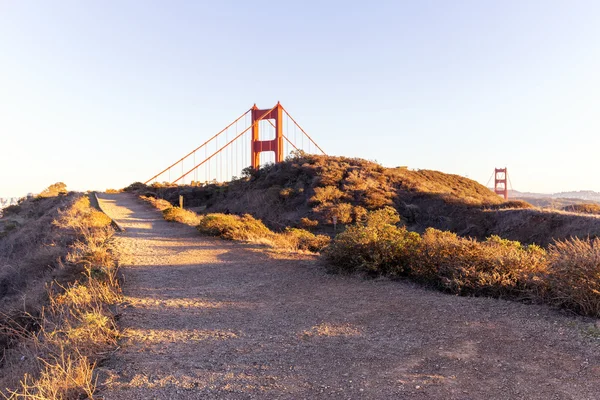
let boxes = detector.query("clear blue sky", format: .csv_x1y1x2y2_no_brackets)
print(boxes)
1,1,599,197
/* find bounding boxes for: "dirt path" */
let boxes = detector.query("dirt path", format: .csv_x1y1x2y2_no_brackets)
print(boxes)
96,193,600,400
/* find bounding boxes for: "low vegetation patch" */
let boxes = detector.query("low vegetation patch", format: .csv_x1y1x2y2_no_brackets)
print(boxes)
163,207,203,226
0,190,121,398
197,213,272,241
325,207,600,318
141,194,330,253
492,200,534,210
279,228,331,253
140,195,173,211
196,212,331,252
562,203,600,215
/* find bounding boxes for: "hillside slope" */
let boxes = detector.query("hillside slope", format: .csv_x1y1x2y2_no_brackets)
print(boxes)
134,154,600,245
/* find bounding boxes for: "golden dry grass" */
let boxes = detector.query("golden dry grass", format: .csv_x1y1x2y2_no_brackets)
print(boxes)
562,203,600,215
162,207,203,226
139,195,173,211
5,350,96,400
1,194,121,399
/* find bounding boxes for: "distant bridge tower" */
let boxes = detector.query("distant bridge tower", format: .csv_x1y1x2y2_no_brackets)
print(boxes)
494,168,509,200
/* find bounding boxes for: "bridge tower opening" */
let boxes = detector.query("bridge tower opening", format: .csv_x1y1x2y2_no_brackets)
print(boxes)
251,102,284,169
494,168,509,200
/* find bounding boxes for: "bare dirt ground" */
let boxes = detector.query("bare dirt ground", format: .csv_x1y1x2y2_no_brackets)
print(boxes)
96,193,600,400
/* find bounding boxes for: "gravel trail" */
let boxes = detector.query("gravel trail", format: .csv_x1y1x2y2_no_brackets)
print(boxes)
96,193,600,399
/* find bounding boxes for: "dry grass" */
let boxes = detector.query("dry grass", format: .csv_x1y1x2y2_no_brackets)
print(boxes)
325,207,600,318
410,229,547,297
142,194,330,254
562,203,600,215
5,350,96,400
277,228,330,252
197,213,273,241
162,207,202,226
545,238,600,316
0,193,121,398
302,323,361,337
140,195,173,211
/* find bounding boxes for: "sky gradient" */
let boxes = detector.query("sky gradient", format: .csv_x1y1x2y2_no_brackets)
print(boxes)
1,1,599,197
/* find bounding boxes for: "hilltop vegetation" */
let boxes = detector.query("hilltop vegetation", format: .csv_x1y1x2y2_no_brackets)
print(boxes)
129,153,600,245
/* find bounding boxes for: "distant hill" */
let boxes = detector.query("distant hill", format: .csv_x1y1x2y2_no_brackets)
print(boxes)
508,190,600,208
510,189,600,201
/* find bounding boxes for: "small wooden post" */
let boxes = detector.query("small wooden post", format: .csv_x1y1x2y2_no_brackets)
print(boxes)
179,195,184,208
332,215,338,233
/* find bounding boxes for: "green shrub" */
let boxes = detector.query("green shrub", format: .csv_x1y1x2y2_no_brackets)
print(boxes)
197,213,272,241
324,207,421,276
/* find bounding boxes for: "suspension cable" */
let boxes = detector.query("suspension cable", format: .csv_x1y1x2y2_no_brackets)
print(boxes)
144,108,251,184
280,106,326,155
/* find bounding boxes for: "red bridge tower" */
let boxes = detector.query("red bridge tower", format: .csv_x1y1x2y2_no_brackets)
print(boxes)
251,102,284,169
494,168,509,200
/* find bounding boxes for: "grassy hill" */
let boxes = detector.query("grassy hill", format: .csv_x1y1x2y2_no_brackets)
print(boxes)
131,153,600,245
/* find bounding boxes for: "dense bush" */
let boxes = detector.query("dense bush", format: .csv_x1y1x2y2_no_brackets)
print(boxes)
410,229,547,296
309,185,345,205
197,213,272,241
324,207,421,276
325,207,600,317
281,228,330,252
299,217,319,230
163,207,202,226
